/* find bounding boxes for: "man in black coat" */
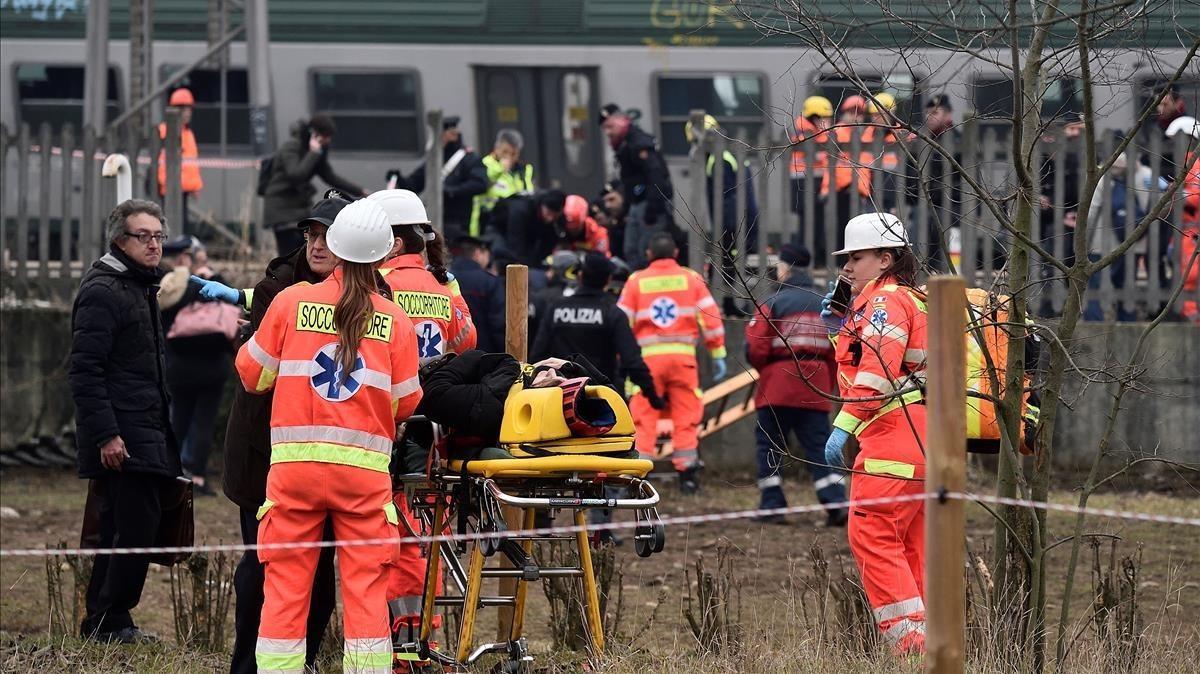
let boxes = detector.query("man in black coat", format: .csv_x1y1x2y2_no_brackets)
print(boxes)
261,115,367,255
599,104,676,269
70,199,179,644
450,236,506,353
391,115,489,242
485,189,565,268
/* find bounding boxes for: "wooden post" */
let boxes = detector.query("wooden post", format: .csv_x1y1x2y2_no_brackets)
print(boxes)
497,264,528,639
925,275,967,673
163,108,184,235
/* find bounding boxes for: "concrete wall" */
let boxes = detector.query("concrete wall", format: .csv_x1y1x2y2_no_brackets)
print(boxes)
2,306,1196,470
701,320,1200,470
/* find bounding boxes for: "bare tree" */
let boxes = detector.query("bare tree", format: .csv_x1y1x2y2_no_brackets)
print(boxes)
725,1,1199,670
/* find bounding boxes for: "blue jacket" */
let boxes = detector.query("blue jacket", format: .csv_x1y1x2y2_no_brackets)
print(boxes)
450,257,506,353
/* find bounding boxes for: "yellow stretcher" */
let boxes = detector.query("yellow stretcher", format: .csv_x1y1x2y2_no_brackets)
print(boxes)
394,416,665,672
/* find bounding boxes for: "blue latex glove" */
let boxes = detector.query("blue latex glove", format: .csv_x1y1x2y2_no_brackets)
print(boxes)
190,275,239,304
825,427,851,469
820,280,841,333
712,358,728,382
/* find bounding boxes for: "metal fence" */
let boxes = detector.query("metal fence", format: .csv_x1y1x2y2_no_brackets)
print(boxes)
675,109,1199,320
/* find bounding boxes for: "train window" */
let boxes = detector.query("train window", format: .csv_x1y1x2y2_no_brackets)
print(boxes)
310,70,421,153
15,63,121,133
1135,77,1200,138
815,73,922,125
971,77,1083,129
561,72,593,178
655,72,765,155
160,66,251,149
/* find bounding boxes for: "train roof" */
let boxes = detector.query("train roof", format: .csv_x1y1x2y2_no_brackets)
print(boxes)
2,0,1196,49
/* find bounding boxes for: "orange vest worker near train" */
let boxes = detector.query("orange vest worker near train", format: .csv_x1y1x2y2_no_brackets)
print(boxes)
157,88,204,197
823,212,928,655
236,197,422,674
618,232,726,494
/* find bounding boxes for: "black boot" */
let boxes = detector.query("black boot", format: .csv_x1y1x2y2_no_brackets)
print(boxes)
678,467,700,495
825,507,849,528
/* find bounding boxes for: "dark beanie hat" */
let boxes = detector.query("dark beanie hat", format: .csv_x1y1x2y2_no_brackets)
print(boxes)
779,242,812,267
579,252,614,289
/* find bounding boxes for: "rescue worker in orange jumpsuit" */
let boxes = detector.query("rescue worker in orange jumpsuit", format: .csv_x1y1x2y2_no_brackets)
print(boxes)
1165,116,1199,321
158,88,203,227
557,194,611,256
236,197,423,674
367,189,475,648
822,212,928,655
822,96,875,254
618,232,726,494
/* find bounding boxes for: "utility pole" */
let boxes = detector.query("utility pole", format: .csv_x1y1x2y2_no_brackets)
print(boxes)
925,275,967,674
164,108,184,236
83,0,111,130
245,0,275,156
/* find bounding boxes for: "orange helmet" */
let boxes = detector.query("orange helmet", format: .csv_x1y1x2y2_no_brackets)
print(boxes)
840,95,868,113
563,194,588,229
168,88,195,107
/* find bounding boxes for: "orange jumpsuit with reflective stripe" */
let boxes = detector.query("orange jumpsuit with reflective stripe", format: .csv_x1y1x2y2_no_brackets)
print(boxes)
821,126,874,198
832,277,928,654
378,253,472,634
380,254,477,363
790,117,829,178
617,258,725,470
1180,152,1199,322
236,269,422,674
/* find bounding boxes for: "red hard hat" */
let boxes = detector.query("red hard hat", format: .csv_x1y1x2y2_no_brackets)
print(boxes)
563,194,588,228
840,95,868,113
168,88,195,107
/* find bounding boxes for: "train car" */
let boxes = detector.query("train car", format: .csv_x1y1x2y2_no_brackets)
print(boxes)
2,0,1196,237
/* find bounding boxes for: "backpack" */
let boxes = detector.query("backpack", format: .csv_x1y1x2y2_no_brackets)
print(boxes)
255,155,274,196
963,288,1041,455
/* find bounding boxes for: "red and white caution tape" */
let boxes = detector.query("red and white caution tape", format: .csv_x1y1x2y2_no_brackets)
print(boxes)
0,490,1195,559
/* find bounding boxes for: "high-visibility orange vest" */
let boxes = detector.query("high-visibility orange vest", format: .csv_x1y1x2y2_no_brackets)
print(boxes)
157,122,203,195
790,117,829,178
821,126,873,198
235,268,423,474
379,253,477,362
616,258,726,360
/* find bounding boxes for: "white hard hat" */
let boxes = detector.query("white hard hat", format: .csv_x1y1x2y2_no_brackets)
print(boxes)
1165,115,1199,140
326,198,394,264
367,189,431,226
833,212,910,256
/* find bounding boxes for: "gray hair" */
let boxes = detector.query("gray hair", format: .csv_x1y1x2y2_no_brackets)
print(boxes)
495,128,524,152
106,199,167,244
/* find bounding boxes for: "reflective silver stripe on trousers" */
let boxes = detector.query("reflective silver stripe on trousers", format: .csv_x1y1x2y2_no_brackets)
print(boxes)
757,475,782,489
873,596,925,623
389,595,424,617
270,426,393,454
256,636,306,653
246,335,280,371
813,473,845,491
882,617,926,644
277,360,394,393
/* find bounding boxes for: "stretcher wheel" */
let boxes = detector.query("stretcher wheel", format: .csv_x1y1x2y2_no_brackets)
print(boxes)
634,525,654,558
651,522,666,553
481,521,506,557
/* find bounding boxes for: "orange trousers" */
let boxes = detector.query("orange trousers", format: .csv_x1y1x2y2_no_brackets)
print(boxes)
630,354,703,471
387,494,440,632
257,462,395,674
847,405,927,654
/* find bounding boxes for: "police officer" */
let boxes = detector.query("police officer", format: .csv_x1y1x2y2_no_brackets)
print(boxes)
531,252,664,408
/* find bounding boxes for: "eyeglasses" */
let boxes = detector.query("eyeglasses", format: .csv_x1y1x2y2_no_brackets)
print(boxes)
302,228,328,242
123,231,167,245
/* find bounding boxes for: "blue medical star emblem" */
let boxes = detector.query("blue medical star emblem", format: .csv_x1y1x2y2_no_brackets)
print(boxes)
650,297,678,327
312,344,364,401
415,320,444,360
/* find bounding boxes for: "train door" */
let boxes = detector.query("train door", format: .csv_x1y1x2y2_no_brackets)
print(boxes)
474,66,604,197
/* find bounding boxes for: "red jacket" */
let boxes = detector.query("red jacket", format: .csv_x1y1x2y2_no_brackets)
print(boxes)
745,271,835,411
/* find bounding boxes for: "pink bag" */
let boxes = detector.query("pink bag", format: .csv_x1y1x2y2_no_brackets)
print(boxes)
167,300,241,341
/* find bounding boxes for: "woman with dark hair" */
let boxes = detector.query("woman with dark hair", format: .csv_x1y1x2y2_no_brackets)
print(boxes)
235,197,422,673
822,212,929,655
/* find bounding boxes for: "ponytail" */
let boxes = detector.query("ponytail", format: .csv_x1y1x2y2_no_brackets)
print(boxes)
883,247,921,288
333,261,378,384
425,229,450,284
